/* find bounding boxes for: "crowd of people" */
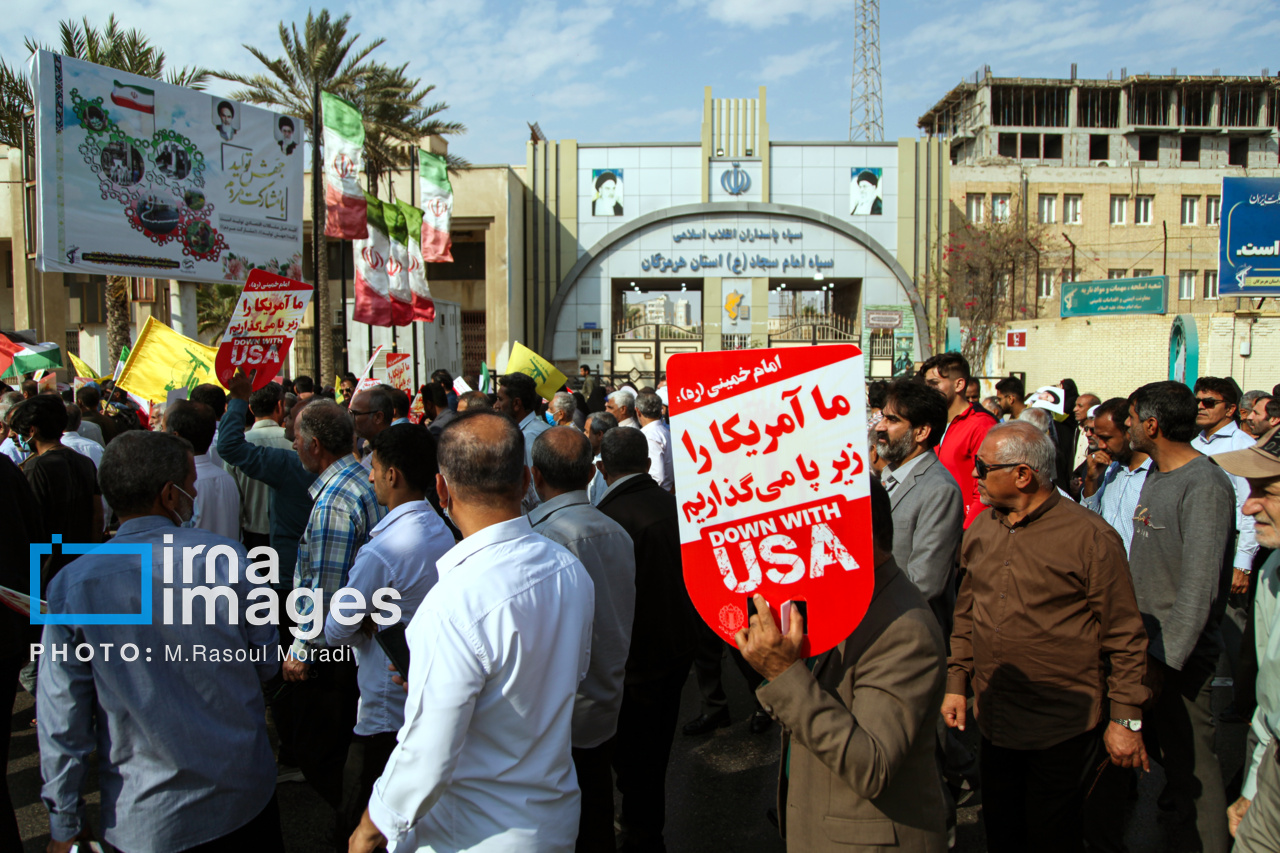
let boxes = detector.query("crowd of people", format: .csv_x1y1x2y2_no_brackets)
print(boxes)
1,353,1279,853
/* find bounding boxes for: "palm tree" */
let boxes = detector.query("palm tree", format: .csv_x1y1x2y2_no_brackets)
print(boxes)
353,63,467,195
0,16,210,363
196,283,242,343
218,9,388,380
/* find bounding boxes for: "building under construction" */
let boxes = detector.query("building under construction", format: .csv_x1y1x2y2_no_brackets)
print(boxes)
917,69,1280,399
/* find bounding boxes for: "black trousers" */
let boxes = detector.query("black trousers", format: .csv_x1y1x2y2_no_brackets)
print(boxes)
273,655,359,809
691,623,761,716
339,731,399,838
981,724,1126,853
612,660,693,851
0,654,23,852
176,792,285,852
573,737,617,853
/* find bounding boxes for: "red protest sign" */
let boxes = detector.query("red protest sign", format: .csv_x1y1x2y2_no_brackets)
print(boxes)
214,269,313,390
385,353,413,393
668,345,873,656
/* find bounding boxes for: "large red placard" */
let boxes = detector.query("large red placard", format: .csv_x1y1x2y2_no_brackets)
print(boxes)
214,268,313,390
668,345,873,656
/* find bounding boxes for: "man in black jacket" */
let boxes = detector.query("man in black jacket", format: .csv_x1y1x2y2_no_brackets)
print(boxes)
596,427,699,853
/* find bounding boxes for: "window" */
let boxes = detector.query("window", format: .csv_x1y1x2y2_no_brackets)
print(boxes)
1181,196,1199,226
997,274,1010,298
1138,135,1160,162
1064,194,1082,224
993,194,1011,223
1207,195,1221,226
1020,133,1041,158
1110,195,1128,225
1038,194,1057,224
1037,270,1054,299
1204,270,1219,300
578,328,602,357
1230,137,1249,166
1089,134,1109,160
998,133,1018,158
1133,269,1153,277
1062,268,1077,284
1109,269,1127,279
966,194,985,223
1181,136,1201,162
869,329,894,358
1179,270,1196,300
1042,134,1063,159
1135,195,1153,225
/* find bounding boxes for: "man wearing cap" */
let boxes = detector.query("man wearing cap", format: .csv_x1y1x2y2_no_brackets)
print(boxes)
1217,427,1280,850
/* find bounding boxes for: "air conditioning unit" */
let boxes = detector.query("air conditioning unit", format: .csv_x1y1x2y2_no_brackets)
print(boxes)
1093,159,1117,167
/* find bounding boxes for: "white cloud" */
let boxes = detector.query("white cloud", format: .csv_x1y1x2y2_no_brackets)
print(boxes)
678,0,857,29
759,41,843,82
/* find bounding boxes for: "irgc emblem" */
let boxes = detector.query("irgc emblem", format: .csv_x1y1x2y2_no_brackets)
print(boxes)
720,163,751,196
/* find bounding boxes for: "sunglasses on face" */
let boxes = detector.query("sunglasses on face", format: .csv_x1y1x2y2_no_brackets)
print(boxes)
1196,397,1225,409
974,457,1025,479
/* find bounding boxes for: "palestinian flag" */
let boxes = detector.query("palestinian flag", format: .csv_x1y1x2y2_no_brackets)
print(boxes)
383,201,415,326
395,200,436,321
111,81,155,114
353,195,394,327
418,150,454,262
321,92,368,240
0,330,62,379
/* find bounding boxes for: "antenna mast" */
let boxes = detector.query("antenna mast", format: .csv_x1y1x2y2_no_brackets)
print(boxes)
849,0,884,141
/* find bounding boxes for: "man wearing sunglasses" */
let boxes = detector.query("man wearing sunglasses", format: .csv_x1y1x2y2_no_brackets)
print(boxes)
944,421,1149,852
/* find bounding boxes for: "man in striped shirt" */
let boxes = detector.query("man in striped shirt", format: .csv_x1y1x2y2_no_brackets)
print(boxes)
283,399,386,807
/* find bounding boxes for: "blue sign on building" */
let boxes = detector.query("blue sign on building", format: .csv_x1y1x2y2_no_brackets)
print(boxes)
1220,177,1280,296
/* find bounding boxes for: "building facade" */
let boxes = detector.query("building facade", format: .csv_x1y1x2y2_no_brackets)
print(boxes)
919,70,1280,398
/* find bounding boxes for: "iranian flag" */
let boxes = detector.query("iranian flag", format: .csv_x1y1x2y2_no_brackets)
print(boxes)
0,330,62,379
111,81,155,114
418,150,454,262
396,200,436,321
383,202,415,326
321,92,368,240
353,195,395,327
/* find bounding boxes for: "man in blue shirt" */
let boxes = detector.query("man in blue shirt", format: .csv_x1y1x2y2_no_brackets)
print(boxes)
38,430,282,853
217,370,317,582
325,424,454,836
1082,397,1152,554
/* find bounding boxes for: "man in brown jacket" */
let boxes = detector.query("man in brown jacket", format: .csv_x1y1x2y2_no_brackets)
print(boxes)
943,421,1150,852
737,479,948,852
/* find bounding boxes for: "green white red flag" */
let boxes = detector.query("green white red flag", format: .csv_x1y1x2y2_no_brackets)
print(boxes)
418,150,453,262
395,200,436,321
383,202,415,326
353,193,392,326
321,92,368,240
111,80,154,114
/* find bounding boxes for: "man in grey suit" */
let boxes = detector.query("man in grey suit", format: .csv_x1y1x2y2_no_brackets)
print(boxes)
873,379,964,631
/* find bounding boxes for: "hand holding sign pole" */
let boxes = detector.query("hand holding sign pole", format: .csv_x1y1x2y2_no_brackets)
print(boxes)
667,345,873,657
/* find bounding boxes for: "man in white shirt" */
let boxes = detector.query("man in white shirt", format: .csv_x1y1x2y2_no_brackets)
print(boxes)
163,400,242,541
61,403,104,468
325,424,454,837
350,411,594,853
584,411,618,505
635,391,673,493
495,372,550,512
529,426,636,851
606,389,640,429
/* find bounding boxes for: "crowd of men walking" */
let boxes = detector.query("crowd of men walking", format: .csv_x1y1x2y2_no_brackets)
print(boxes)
1,353,1279,853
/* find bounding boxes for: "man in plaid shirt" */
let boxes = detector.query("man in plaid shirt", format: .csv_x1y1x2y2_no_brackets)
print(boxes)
282,399,386,807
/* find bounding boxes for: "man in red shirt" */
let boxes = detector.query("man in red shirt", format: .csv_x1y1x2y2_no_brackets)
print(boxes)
920,353,997,528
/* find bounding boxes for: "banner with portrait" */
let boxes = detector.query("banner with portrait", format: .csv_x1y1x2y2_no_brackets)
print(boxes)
30,50,304,284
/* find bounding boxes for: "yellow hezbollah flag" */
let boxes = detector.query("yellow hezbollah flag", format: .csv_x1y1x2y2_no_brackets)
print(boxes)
506,342,567,402
334,375,345,405
67,351,106,380
117,317,221,403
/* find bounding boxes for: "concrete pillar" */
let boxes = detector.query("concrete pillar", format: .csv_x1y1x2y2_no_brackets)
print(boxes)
169,280,199,339
703,277,722,351
750,276,769,347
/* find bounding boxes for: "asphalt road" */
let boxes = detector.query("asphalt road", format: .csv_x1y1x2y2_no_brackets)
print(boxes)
8,663,1252,852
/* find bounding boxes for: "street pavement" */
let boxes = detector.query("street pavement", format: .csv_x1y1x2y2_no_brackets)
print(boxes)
9,660,1251,851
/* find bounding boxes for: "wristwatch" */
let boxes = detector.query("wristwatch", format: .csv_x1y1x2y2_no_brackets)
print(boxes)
1111,718,1142,732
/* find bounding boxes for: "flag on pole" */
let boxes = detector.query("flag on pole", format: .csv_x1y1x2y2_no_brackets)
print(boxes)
383,202,415,327
67,351,105,381
505,342,567,402
353,195,394,326
395,200,436,321
334,375,345,404
112,345,131,384
321,92,368,240
0,330,62,379
418,150,454,262
117,317,221,404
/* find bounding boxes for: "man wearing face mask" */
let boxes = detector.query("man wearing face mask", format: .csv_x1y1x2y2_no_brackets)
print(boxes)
37,430,284,853
163,400,241,541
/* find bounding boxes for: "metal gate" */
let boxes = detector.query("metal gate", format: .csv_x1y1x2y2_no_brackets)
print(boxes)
767,313,859,348
611,321,702,387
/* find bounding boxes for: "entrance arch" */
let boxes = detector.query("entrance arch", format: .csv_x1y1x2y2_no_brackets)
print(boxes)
542,201,932,361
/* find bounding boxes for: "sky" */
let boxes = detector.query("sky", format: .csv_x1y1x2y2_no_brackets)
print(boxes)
6,0,1280,166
